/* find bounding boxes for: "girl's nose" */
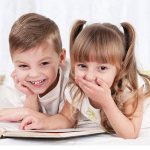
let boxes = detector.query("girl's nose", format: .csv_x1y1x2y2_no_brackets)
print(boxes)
84,71,96,82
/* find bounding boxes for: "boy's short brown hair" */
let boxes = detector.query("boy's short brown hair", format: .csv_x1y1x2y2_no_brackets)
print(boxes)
9,13,62,56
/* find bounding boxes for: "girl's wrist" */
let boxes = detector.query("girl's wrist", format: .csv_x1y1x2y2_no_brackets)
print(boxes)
101,97,115,111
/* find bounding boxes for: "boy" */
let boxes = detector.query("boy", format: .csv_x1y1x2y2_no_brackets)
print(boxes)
0,13,68,121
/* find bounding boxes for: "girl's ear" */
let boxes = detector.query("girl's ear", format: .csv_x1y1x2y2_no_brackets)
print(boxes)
59,48,66,65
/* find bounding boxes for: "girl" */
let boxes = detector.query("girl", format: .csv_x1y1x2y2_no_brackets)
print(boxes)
20,20,150,139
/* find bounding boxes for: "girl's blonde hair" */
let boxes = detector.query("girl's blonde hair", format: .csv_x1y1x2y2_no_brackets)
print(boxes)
69,20,150,132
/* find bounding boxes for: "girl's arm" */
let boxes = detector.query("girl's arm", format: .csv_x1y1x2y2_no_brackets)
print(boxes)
77,77,143,139
20,101,77,130
102,97,143,139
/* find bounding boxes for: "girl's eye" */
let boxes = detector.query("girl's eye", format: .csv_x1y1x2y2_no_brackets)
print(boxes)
98,66,108,72
101,66,107,70
77,64,86,68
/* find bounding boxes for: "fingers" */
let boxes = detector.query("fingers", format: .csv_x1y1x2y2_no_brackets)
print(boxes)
77,77,109,90
18,83,34,95
76,77,100,92
96,78,109,89
11,70,16,78
20,116,37,130
11,70,34,95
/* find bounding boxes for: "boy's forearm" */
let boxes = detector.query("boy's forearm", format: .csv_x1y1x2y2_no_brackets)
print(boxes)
24,94,40,111
44,114,75,130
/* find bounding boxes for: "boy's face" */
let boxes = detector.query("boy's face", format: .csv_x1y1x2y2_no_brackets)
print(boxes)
12,39,65,95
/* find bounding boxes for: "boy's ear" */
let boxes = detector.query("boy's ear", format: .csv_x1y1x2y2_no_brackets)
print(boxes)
59,48,66,64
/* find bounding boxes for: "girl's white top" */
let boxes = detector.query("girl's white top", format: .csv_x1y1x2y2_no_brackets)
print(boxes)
64,84,105,130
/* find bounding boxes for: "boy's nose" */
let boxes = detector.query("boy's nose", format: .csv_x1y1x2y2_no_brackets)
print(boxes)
29,69,40,77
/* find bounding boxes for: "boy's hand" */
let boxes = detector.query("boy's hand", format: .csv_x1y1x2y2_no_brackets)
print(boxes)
0,107,32,122
11,70,34,96
20,113,48,130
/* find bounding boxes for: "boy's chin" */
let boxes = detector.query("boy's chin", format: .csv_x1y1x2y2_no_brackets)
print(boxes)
31,89,46,95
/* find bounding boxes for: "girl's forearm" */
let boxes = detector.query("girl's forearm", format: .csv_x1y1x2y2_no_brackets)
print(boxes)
102,99,143,139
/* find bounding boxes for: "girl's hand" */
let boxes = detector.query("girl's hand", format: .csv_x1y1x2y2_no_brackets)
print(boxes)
11,70,34,96
76,77,113,108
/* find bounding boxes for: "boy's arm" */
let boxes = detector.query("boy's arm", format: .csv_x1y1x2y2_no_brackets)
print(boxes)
24,94,40,111
20,101,77,130
11,70,40,111
0,95,40,122
0,107,36,122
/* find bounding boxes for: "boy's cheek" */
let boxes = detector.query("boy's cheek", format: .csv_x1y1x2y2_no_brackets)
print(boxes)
14,69,25,81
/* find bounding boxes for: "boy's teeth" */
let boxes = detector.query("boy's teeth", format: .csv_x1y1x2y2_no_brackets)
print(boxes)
31,80,44,85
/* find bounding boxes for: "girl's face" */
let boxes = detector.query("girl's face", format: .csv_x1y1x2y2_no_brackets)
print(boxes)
74,61,117,88
12,39,65,95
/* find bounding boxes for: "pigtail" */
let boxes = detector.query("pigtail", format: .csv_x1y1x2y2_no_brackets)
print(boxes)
120,22,138,90
121,23,150,97
70,20,86,51
101,23,141,133
68,20,87,123
69,20,86,82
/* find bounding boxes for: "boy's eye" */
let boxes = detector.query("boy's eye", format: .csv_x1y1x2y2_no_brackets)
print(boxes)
18,64,28,68
41,62,49,66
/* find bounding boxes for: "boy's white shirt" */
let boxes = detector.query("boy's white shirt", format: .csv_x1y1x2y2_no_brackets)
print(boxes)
0,85,25,108
38,66,68,115
0,61,69,115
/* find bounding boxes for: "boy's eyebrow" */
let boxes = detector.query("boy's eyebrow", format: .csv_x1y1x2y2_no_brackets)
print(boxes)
14,60,27,64
13,57,53,64
39,57,53,61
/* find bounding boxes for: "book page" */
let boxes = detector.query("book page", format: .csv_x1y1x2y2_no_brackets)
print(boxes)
0,122,20,131
0,121,105,138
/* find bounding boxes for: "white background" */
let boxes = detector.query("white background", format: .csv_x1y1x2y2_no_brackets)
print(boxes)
0,0,150,86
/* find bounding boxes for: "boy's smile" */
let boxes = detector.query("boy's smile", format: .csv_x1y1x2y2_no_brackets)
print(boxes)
12,39,64,95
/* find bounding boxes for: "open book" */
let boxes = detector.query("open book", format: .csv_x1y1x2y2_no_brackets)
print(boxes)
0,121,105,139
